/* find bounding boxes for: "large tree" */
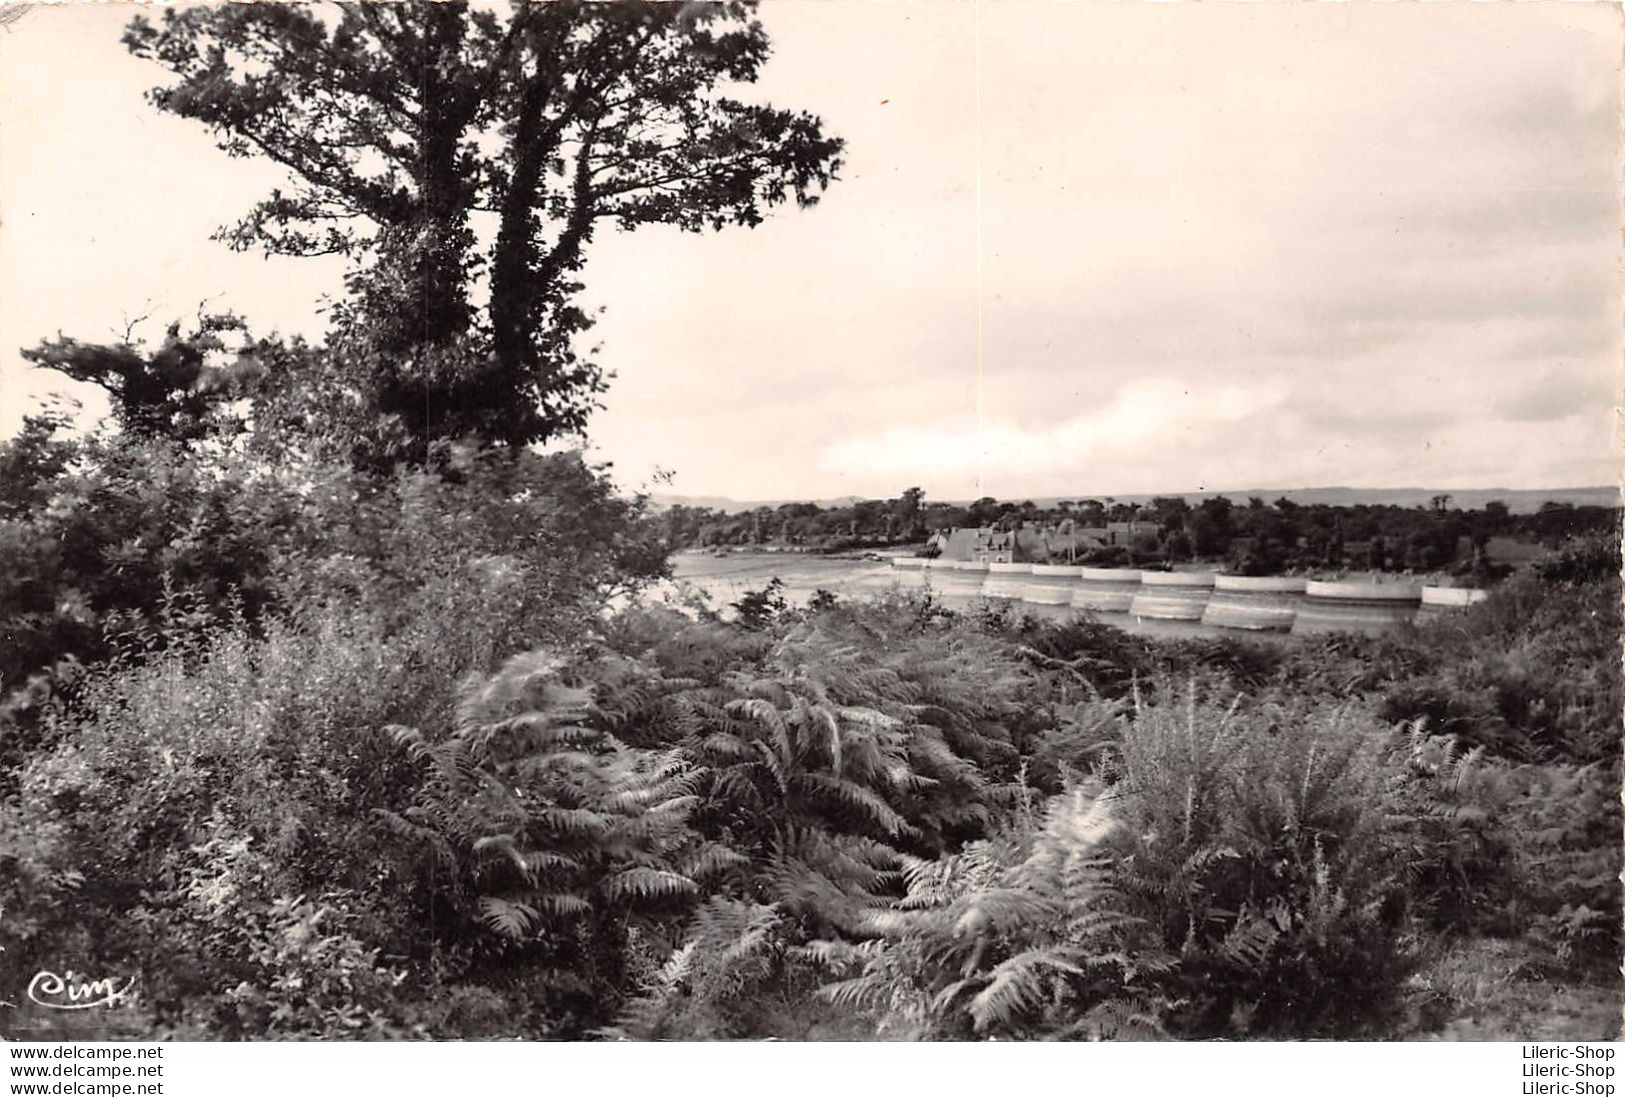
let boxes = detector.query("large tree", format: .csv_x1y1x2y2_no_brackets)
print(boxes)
123,1,842,461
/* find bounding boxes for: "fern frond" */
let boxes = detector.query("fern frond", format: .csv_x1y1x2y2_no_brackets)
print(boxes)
1214,913,1280,972
968,950,1087,1031
602,867,698,903
798,771,915,838
477,895,539,939
534,806,613,836
818,972,892,1010
472,832,533,879
681,842,752,880
382,723,431,763
533,892,592,917
951,887,1056,938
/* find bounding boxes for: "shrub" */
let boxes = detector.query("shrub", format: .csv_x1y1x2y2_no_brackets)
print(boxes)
805,784,1169,1040
0,433,302,692
1507,761,1621,969
1106,684,1416,1037
1383,727,1525,937
0,499,648,1040
1385,725,1621,973
605,897,791,1040
1275,540,1621,768
146,830,406,1038
0,609,437,1038
1376,573,1621,765
376,648,718,1034
0,434,665,717
1532,527,1620,586
730,578,792,630
1002,614,1160,700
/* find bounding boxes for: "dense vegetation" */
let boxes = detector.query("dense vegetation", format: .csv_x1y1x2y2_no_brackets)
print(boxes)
2,2,1617,1042
3,489,1618,1038
659,487,1616,578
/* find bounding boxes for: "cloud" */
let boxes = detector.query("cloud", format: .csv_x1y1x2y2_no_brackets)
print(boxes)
1494,369,1617,424
3,2,1618,500
819,377,1288,494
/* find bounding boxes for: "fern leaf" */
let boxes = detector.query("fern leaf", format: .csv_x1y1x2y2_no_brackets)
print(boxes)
951,887,1055,938
472,832,532,877
682,842,752,879
798,771,915,838
533,892,592,917
602,867,698,903
477,896,538,939
967,950,1086,1031
1215,914,1280,972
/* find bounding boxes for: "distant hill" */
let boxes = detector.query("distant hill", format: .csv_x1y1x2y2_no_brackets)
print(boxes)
650,486,1618,516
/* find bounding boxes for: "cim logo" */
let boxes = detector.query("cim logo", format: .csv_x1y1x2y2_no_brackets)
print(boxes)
26,969,137,1010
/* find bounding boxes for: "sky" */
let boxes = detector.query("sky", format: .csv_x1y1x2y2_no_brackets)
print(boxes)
1,1,1620,502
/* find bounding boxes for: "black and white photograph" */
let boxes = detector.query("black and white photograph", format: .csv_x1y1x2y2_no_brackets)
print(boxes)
0,0,1619,1058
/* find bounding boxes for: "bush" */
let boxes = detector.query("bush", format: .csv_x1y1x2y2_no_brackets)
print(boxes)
1504,761,1621,968
1386,725,1621,973
1375,574,1621,766
605,897,792,1040
0,433,301,692
804,784,1169,1040
1000,614,1161,700
0,446,669,1039
1105,685,1416,1037
0,607,458,1037
1274,540,1621,768
0,433,666,708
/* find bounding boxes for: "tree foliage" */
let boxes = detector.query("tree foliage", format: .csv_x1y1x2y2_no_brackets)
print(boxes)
20,314,265,444
124,1,843,460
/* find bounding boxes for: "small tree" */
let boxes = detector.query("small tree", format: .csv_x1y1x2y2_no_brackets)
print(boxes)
21,315,260,445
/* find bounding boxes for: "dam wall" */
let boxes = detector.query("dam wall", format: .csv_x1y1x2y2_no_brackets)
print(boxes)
983,562,1034,601
936,560,990,607
1200,575,1308,632
885,559,1483,637
1129,570,1217,622
1291,580,1423,636
1071,567,1142,614
1414,585,1489,625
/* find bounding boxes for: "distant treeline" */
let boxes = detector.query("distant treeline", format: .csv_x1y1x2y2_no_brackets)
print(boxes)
660,489,1618,577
